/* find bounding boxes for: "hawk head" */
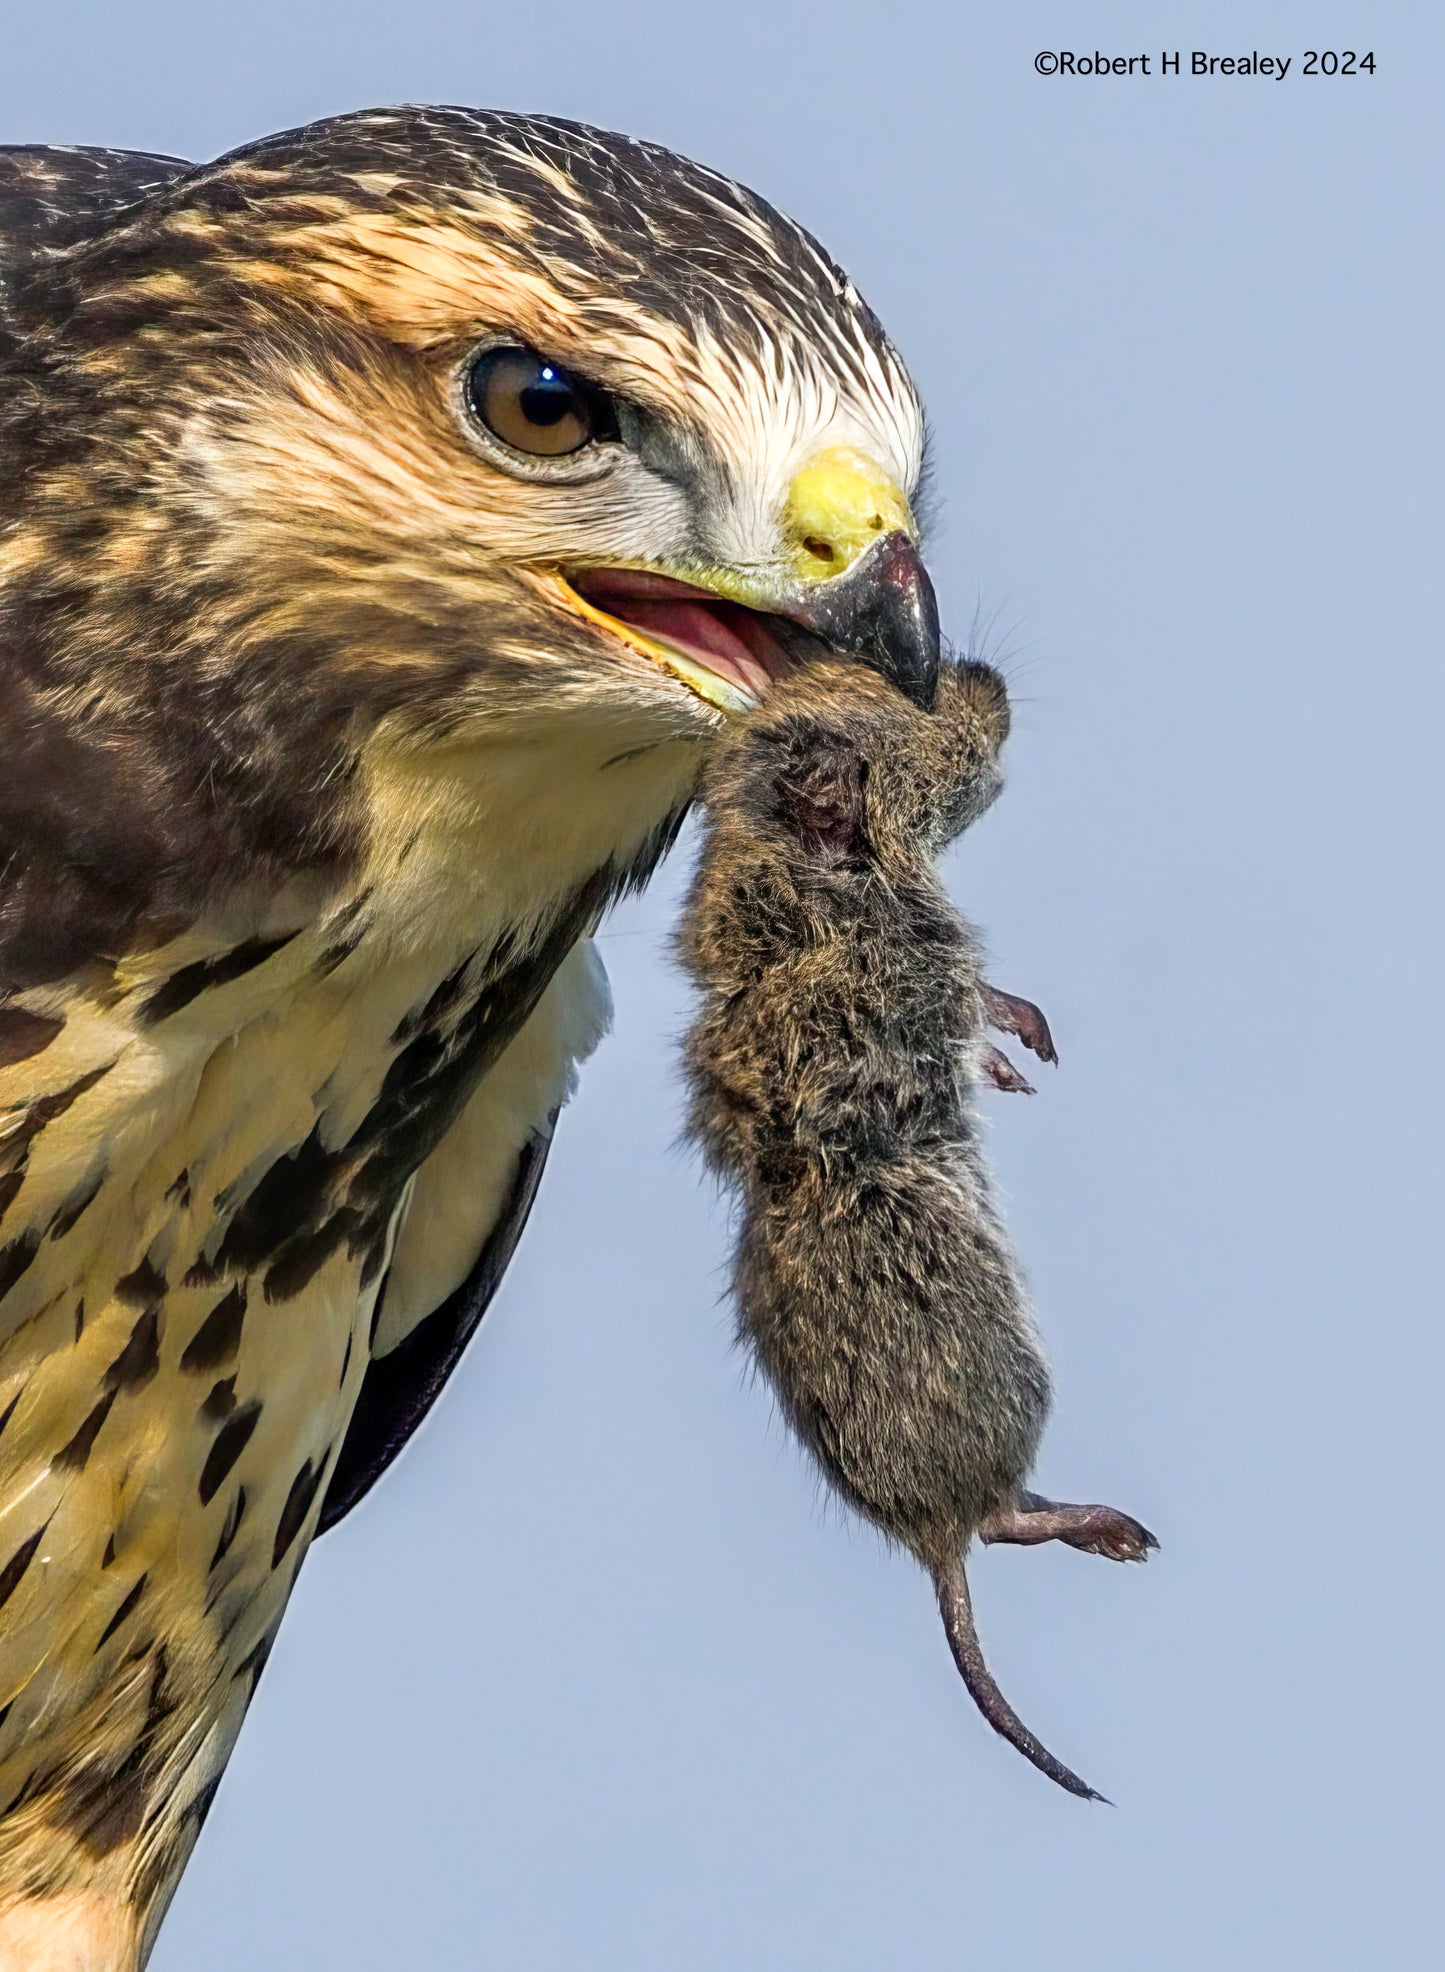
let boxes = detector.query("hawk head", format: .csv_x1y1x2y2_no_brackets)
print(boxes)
0,106,936,981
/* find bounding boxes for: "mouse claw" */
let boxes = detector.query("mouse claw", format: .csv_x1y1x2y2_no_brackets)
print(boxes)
1082,1513,1158,1564
982,986,1058,1066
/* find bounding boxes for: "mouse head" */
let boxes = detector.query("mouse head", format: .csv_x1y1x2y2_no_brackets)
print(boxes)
701,656,1010,870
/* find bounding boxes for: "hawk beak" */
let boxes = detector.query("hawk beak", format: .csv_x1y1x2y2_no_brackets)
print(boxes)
775,446,940,711
779,527,939,711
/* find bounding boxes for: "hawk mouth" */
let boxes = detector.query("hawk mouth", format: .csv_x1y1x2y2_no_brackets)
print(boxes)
560,567,797,710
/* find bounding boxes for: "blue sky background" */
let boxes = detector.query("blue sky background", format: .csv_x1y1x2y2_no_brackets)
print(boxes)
5,3,1441,1965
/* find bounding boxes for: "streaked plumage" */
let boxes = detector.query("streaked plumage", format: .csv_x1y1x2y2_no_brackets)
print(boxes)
0,106,935,1966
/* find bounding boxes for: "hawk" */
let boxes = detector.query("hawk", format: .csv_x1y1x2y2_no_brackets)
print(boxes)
0,107,936,1968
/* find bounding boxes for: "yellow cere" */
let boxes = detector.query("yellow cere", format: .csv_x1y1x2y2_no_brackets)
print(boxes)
783,445,915,582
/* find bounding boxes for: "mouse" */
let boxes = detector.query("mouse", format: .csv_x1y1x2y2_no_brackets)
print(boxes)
676,654,1156,1800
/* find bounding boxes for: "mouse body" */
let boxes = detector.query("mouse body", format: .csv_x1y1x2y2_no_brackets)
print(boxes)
678,657,1154,1799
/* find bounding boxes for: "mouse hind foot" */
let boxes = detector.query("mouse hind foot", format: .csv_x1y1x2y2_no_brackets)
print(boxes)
981,1491,1157,1563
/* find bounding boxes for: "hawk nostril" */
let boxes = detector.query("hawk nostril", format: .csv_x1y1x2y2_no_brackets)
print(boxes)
802,536,836,562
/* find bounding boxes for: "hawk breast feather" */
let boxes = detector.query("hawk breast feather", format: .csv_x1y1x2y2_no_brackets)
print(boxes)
0,120,688,1900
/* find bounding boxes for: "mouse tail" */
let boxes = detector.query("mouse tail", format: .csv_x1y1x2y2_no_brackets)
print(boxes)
934,1555,1108,1802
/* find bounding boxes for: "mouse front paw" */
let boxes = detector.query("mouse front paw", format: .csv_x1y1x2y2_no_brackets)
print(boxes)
982,986,1058,1066
982,1044,1036,1094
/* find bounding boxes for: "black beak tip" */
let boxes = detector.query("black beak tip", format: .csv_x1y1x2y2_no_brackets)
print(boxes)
874,531,941,711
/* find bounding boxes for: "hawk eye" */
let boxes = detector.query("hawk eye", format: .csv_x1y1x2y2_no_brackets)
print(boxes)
466,345,619,458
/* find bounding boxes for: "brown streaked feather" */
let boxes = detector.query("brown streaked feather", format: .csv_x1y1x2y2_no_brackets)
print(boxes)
0,147,191,269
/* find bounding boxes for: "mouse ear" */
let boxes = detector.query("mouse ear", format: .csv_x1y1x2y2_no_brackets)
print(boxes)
778,740,868,864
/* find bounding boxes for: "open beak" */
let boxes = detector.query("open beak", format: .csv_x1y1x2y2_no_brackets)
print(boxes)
536,446,941,714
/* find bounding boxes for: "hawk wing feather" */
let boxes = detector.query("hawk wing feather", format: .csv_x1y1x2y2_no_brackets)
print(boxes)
318,1122,553,1530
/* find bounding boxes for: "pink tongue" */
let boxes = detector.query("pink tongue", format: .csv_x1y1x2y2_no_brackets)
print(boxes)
615,599,774,700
